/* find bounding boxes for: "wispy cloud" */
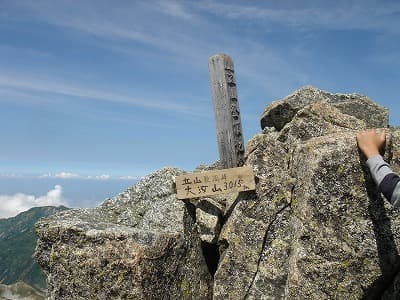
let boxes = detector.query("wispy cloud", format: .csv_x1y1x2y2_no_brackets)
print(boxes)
0,73,204,116
0,44,53,58
195,0,400,33
0,185,66,218
153,0,196,20
8,1,205,60
1,0,311,97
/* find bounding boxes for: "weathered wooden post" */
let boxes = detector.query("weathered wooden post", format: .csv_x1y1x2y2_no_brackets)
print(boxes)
208,54,245,168
175,55,254,200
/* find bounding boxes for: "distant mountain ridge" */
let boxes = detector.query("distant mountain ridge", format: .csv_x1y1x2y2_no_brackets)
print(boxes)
0,206,68,290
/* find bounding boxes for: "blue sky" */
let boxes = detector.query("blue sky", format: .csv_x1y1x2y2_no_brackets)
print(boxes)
0,0,399,216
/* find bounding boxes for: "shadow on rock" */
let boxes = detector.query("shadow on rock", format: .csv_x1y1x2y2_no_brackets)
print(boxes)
361,153,400,299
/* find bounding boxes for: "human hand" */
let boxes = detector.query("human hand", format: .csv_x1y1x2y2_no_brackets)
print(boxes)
356,129,386,159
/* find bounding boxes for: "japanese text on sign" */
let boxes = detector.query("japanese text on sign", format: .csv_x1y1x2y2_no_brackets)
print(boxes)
176,166,255,199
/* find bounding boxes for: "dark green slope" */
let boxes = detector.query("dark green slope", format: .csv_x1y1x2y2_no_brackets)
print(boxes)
0,206,68,290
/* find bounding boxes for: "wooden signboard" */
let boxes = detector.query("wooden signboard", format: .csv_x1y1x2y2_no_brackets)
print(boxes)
176,166,256,200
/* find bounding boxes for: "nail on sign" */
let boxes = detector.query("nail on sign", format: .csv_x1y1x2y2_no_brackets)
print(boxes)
176,166,256,199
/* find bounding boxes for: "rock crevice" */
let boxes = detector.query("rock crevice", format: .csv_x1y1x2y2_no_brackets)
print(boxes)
243,203,291,300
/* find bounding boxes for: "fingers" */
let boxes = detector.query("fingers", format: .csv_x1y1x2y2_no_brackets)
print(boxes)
356,128,387,158
376,129,387,144
357,128,386,139
357,129,377,143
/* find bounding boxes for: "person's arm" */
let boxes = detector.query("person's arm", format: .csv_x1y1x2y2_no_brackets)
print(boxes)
357,129,400,207
366,155,400,207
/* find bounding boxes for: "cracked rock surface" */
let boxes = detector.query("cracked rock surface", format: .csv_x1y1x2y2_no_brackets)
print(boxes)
36,86,400,299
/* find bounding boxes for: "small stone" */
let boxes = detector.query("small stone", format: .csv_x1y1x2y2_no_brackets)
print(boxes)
196,208,221,244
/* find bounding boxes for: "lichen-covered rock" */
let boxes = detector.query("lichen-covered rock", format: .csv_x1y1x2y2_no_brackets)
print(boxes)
260,86,388,130
215,95,400,299
214,131,293,299
286,132,400,299
35,87,400,299
278,102,365,143
389,128,400,175
35,167,212,300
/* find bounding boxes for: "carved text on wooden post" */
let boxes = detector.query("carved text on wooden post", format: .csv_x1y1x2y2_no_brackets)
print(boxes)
209,54,245,168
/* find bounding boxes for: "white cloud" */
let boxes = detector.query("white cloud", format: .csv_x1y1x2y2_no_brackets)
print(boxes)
0,173,21,178
0,185,67,218
54,172,80,179
39,172,83,179
1,172,141,181
86,174,111,180
119,175,141,180
38,173,52,178
38,172,120,180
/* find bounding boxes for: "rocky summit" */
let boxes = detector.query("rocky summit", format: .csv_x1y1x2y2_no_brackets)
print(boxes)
35,86,400,299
